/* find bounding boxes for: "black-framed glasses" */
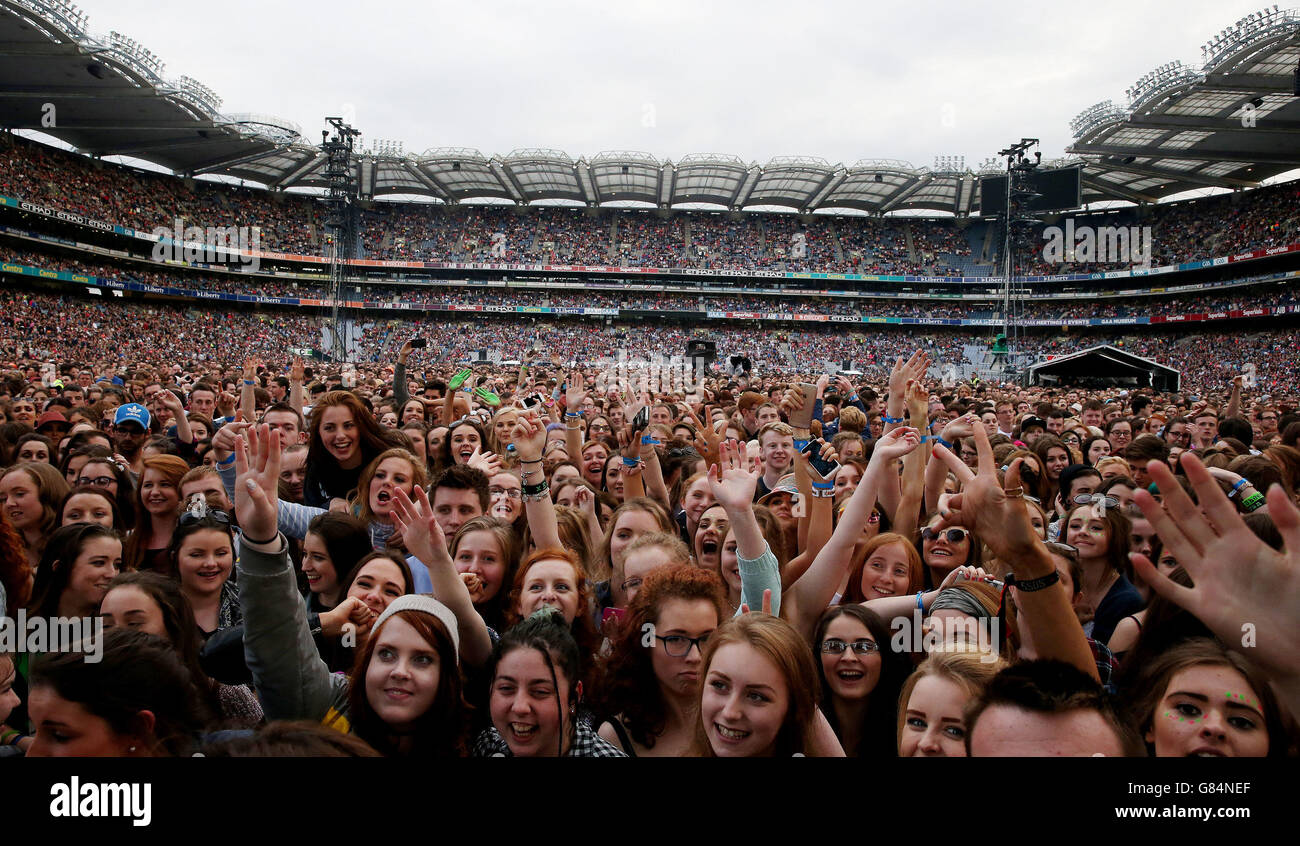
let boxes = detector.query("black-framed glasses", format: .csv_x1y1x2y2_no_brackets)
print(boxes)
821,638,880,655
489,486,522,500
656,633,709,657
620,576,642,593
76,475,117,488
921,526,969,543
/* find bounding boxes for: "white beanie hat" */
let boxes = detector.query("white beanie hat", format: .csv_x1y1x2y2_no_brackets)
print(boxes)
372,595,460,663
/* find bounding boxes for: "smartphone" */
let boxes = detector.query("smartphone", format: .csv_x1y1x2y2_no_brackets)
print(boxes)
801,440,840,478
410,337,427,349
601,607,627,625
632,406,650,432
521,394,543,410
788,382,817,429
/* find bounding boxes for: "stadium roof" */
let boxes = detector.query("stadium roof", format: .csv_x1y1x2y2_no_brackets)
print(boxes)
1068,6,1300,203
1,0,1298,214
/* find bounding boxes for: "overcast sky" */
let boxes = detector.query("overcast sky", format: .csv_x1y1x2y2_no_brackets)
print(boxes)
66,0,1285,176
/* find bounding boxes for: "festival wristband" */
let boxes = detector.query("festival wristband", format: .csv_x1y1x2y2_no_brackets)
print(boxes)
883,415,904,424
793,438,809,452
217,453,236,467
1006,571,1060,592
1240,491,1266,512
811,481,834,490
1227,478,1249,498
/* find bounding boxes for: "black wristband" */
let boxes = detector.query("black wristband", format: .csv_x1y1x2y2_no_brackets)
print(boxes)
522,481,548,497
1007,571,1060,592
241,531,280,547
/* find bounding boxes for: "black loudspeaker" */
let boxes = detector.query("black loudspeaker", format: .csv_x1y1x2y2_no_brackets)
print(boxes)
1293,60,1300,96
686,339,716,358
729,355,751,375
842,359,852,372
475,349,488,362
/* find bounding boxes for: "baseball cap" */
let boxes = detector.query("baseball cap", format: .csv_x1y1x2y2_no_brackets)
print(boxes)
35,410,69,432
114,403,152,429
1019,416,1047,432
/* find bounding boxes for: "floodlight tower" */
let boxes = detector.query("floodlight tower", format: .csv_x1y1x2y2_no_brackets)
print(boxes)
994,138,1041,376
321,117,361,362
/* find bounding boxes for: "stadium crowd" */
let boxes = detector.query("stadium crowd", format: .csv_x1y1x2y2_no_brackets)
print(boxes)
1,289,1298,760
3,137,1297,279
4,239,1297,325
1,134,1299,761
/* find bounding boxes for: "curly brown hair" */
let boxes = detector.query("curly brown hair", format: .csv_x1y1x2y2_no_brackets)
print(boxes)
592,564,727,750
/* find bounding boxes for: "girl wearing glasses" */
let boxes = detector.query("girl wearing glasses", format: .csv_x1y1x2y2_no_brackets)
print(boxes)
74,457,137,526
594,563,728,756
487,470,524,526
689,613,827,757
813,605,910,757
1063,500,1142,645
917,516,981,589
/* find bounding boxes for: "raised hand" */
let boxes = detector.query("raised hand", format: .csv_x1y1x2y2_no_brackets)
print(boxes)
390,485,452,572
870,425,921,465
466,445,503,477
707,439,760,512
289,357,305,383
1133,453,1300,697
510,413,548,463
233,422,281,542
929,423,1043,568
565,369,586,415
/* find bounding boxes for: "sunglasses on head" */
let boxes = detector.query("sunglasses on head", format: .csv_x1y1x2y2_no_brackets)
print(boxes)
921,526,968,544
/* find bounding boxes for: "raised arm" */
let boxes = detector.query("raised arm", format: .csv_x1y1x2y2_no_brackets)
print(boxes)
288,357,305,416
784,428,920,641
930,424,1098,680
709,440,781,617
514,412,562,551
235,423,342,721
393,340,414,411
564,370,586,462
392,485,493,667
925,413,977,515
240,358,261,423
892,379,929,538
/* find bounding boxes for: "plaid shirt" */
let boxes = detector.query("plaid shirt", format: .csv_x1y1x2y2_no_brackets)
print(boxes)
472,721,627,758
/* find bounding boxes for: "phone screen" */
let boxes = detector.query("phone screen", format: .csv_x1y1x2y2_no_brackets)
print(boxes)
801,440,840,477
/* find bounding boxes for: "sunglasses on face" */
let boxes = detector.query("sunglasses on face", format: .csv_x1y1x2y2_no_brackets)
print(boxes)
1073,494,1119,508
821,638,880,655
921,526,969,544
